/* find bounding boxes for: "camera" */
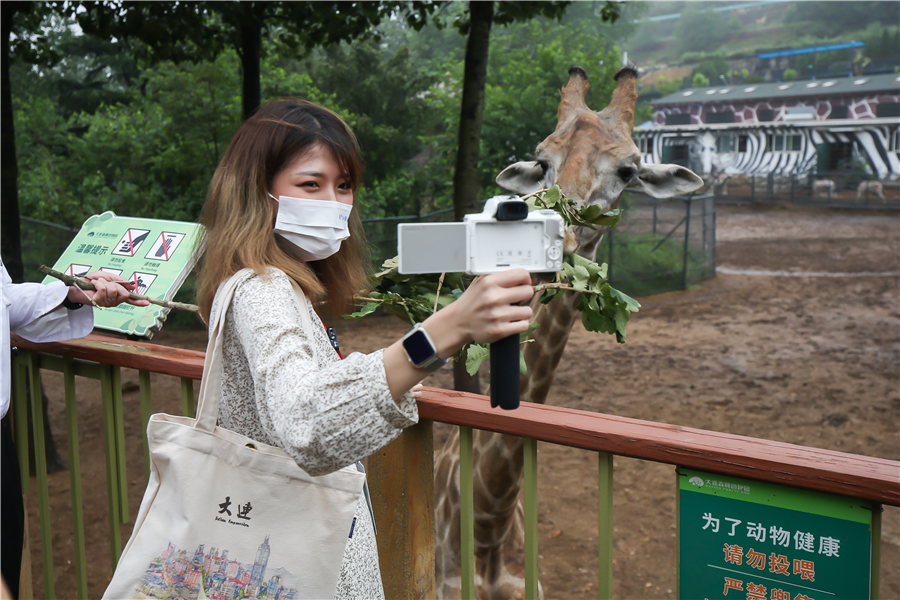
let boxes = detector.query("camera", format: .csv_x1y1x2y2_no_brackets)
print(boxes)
397,196,565,275
397,196,565,411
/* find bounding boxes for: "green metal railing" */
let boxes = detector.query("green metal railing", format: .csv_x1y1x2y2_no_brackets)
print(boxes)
10,337,899,600
11,349,198,598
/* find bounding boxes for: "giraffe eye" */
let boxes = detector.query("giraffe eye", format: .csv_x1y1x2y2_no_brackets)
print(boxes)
617,166,638,183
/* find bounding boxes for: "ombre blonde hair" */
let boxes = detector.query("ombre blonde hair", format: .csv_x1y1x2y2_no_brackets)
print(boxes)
195,98,370,324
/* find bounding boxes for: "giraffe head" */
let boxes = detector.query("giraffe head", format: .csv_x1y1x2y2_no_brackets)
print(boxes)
496,66,703,254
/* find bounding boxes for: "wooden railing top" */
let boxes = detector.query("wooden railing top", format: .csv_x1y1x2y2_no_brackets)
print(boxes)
14,334,899,506
12,333,205,380
417,388,900,507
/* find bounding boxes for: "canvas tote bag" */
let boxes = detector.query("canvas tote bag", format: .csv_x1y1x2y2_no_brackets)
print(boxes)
104,269,365,600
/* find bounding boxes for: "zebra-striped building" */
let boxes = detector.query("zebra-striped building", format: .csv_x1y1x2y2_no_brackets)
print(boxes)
637,73,900,179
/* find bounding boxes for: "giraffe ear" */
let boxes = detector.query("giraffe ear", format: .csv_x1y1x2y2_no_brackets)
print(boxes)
496,161,554,195
633,163,704,198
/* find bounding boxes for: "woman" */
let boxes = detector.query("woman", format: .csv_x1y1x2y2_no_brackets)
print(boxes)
195,98,533,598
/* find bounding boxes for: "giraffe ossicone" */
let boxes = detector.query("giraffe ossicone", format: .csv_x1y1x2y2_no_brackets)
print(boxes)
434,66,703,600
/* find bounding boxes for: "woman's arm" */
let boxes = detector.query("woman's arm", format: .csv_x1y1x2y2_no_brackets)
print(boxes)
229,271,417,475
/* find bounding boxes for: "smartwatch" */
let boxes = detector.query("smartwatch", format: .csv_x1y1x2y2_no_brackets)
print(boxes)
401,323,448,372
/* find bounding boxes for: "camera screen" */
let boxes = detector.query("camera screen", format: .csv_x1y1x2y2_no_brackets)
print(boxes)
398,223,468,274
470,221,546,273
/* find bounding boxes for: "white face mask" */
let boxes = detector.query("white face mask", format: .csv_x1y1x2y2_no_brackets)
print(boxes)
271,194,352,262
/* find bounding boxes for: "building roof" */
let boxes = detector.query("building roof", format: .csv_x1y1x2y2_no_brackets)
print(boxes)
634,116,898,132
653,72,900,106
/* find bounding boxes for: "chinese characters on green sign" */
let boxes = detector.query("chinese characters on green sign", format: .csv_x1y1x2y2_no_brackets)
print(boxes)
42,211,203,338
678,467,875,600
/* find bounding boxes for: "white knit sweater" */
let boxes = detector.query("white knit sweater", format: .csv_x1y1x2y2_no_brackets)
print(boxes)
211,267,418,599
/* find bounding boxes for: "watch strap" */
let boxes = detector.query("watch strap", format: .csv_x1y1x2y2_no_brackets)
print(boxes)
62,297,85,310
402,323,448,372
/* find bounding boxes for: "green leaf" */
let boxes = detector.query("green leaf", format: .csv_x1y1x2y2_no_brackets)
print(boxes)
346,302,380,319
609,287,641,312
520,351,528,376
573,264,591,282
542,185,562,207
538,289,557,304
465,344,491,376
522,322,540,339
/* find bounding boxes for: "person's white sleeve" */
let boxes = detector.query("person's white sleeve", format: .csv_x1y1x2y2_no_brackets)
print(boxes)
2,264,94,418
229,272,417,476
8,280,94,343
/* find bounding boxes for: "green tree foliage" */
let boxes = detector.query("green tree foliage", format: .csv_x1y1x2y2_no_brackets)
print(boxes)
298,41,437,187
14,46,339,227
75,1,438,119
13,3,639,235
690,57,730,85
783,1,900,37
655,76,684,97
673,5,741,55
691,72,710,88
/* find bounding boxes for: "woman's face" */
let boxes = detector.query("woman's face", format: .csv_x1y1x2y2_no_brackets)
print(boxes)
271,144,354,206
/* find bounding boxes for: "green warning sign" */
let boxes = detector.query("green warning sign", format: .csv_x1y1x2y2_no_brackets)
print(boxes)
41,211,203,338
678,467,875,600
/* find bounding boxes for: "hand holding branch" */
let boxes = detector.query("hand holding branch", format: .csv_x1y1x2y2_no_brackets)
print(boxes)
40,265,199,312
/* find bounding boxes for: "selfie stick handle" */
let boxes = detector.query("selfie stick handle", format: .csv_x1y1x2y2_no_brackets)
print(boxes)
490,333,520,410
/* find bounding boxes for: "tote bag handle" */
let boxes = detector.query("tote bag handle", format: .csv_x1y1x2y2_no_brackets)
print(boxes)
194,269,317,432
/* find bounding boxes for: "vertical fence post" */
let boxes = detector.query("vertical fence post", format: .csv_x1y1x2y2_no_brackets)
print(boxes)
139,370,153,483
26,352,56,599
652,204,658,235
459,426,475,600
367,419,436,600
598,452,613,600
63,357,89,599
750,175,755,202
181,377,195,419
790,173,795,204
12,355,30,493
682,197,692,290
99,364,123,572
524,437,539,600
112,366,129,524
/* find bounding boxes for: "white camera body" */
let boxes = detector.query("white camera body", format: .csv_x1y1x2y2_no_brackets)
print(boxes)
398,196,565,275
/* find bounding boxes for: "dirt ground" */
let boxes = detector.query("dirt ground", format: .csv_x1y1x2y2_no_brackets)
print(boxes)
25,203,899,599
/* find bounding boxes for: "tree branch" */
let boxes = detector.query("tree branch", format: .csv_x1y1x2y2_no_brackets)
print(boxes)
39,265,200,313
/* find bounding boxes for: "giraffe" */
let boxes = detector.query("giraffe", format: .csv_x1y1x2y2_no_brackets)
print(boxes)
433,65,703,599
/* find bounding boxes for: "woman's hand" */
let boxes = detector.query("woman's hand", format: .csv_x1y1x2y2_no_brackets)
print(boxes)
382,269,535,401
427,269,534,351
458,269,535,344
66,272,151,308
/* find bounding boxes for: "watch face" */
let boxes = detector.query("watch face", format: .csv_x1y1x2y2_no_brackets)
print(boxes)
402,329,435,365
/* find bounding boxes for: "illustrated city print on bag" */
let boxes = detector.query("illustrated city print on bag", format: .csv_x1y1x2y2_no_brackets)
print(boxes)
132,534,301,600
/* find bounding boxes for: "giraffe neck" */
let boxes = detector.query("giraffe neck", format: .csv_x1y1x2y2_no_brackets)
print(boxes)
521,229,604,405
463,233,605,560
435,233,605,598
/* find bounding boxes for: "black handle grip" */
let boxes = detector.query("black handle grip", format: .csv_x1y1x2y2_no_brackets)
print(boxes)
490,333,520,410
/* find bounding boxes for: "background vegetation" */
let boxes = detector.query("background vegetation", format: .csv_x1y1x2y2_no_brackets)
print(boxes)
9,1,638,232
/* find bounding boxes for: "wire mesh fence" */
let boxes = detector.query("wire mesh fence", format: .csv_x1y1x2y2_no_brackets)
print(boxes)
597,192,716,297
20,216,80,282
362,192,718,298
710,172,900,210
20,193,717,299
